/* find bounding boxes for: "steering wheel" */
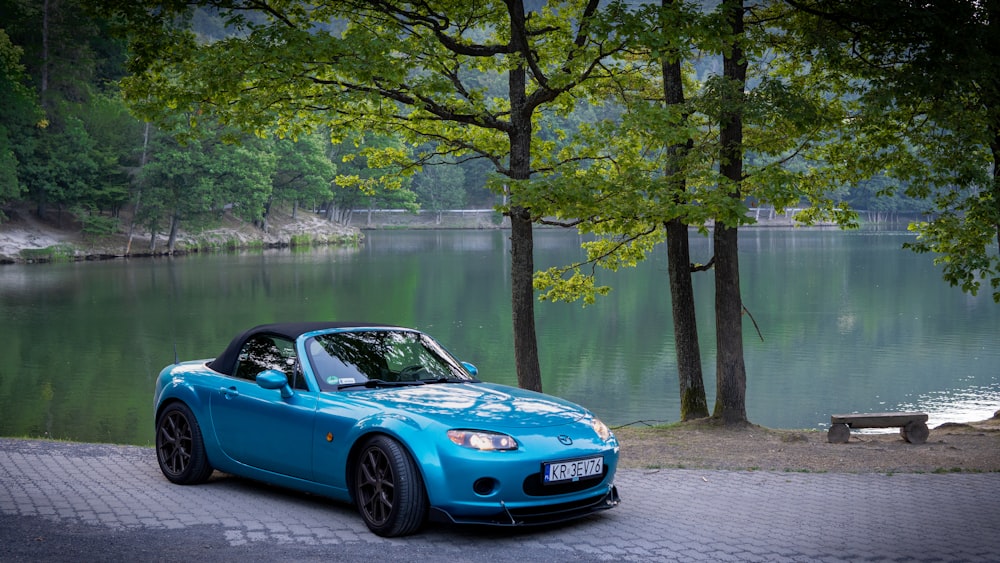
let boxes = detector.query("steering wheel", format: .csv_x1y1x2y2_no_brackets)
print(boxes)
397,365,427,381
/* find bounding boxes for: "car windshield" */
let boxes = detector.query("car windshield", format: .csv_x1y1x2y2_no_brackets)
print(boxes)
306,330,476,391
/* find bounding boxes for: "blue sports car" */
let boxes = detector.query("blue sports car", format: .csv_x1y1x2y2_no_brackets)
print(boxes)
153,322,620,536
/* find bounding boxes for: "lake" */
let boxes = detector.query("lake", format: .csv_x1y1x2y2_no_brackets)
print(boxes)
0,228,997,445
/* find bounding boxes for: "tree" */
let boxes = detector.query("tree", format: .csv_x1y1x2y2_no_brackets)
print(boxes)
110,0,629,392
711,0,748,424
269,132,336,221
528,0,860,424
137,123,276,251
23,107,100,222
332,133,418,227
411,157,467,224
0,28,43,217
76,92,144,219
781,0,1000,302
3,0,134,223
660,0,710,421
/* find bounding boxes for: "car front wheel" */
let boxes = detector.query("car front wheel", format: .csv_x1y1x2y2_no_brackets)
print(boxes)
155,402,213,485
353,435,428,537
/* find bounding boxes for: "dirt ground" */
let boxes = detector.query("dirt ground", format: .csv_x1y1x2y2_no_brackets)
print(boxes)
613,412,1000,473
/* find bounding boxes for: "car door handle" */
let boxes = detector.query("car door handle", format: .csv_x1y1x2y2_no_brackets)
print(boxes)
220,386,239,399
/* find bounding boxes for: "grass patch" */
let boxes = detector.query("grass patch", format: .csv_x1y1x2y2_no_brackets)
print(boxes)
290,233,314,247
20,244,76,262
195,239,222,251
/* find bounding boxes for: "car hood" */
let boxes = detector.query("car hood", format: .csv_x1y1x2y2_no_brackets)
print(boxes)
330,382,589,429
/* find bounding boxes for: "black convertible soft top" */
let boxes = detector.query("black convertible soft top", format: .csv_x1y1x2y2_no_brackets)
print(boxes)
206,321,399,377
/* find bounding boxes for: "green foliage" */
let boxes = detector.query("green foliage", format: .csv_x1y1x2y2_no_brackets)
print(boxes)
110,0,630,209
0,29,43,213
904,191,1000,301
19,244,76,262
74,205,120,237
331,133,417,213
134,123,279,236
289,233,313,247
778,0,1000,302
411,158,467,213
530,0,861,305
270,132,335,211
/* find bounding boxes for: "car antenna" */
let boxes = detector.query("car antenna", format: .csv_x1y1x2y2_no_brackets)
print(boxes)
173,341,178,365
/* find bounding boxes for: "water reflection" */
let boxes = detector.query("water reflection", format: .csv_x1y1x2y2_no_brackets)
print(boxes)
899,386,1000,430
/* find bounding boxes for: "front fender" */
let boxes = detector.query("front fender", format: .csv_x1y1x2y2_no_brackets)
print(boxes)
314,411,443,500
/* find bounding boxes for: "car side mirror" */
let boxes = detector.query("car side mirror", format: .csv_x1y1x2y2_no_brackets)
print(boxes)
461,362,478,377
257,369,293,399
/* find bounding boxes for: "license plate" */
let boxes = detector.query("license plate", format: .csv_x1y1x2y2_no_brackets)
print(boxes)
542,456,603,484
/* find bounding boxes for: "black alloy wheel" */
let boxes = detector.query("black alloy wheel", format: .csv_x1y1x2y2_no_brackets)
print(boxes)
155,402,213,485
354,435,428,537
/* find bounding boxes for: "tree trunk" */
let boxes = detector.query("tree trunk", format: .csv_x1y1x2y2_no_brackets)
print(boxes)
713,223,746,425
713,0,749,426
260,197,272,233
126,122,151,256
661,2,709,420
148,220,158,252
167,213,179,253
509,204,542,392
991,135,1000,260
991,1,1000,261
507,0,543,393
41,0,49,97
667,219,709,419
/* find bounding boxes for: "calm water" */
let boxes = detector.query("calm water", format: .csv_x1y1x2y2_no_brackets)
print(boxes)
1,228,997,445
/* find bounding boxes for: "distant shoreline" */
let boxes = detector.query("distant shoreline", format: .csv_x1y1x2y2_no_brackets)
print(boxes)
1,205,916,266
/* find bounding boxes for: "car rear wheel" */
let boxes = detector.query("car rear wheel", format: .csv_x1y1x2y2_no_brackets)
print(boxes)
353,435,428,537
156,402,213,485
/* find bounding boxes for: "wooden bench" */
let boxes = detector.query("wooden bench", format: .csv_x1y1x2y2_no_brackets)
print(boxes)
828,412,929,444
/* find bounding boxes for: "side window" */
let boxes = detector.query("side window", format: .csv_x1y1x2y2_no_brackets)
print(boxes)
235,335,307,390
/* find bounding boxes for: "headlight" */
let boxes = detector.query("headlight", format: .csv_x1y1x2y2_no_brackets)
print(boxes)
447,429,519,451
591,417,612,442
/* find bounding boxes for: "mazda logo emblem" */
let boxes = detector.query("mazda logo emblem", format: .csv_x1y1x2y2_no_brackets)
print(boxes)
557,435,573,445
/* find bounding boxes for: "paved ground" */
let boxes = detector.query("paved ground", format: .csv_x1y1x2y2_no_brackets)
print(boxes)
1,438,998,562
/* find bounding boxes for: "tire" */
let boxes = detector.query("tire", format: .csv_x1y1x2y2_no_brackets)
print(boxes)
155,402,214,485
353,435,428,537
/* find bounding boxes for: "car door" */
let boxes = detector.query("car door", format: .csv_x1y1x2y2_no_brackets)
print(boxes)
209,335,316,480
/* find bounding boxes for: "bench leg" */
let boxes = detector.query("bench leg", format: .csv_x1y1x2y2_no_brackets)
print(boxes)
828,423,851,444
900,420,929,444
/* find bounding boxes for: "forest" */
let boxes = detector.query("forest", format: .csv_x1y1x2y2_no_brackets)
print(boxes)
0,0,503,250
1,0,938,245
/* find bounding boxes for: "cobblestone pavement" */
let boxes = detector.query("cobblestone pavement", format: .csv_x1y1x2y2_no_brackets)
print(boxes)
1,438,999,562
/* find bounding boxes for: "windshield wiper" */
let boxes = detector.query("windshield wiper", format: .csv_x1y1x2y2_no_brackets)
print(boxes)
421,376,474,384
338,379,425,390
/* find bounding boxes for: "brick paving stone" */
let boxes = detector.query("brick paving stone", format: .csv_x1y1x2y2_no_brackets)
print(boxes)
2,438,1000,561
